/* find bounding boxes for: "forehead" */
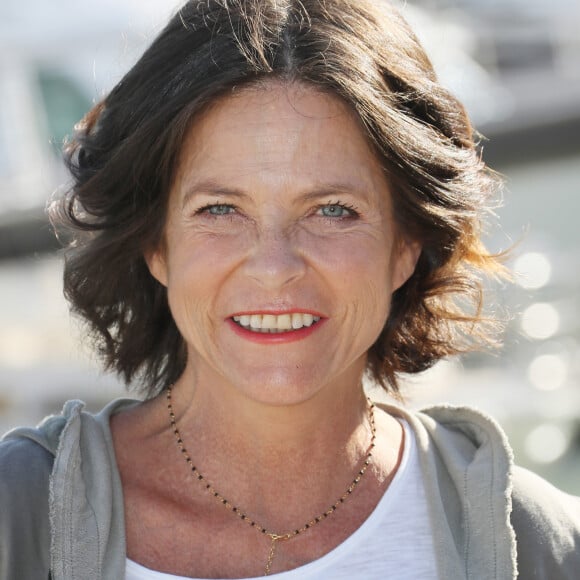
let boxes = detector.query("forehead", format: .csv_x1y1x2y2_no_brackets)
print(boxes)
172,82,390,200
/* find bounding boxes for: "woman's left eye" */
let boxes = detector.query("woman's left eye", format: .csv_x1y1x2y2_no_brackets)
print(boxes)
198,204,236,216
317,203,357,218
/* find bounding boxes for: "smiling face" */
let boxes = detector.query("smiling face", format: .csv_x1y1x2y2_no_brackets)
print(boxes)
147,83,419,406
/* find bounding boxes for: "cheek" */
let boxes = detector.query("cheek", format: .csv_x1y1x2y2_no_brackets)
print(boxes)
163,235,244,336
165,274,208,343
166,229,247,278
306,232,394,287
349,276,392,339
307,232,394,325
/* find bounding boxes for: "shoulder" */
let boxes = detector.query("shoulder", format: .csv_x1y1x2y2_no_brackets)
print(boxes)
0,397,137,525
511,466,580,579
0,434,54,488
0,435,55,510
0,436,54,577
381,402,514,469
0,413,62,504
0,398,138,577
381,402,580,578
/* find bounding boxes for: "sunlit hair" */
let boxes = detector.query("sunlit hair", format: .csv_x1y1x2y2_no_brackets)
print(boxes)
51,0,507,398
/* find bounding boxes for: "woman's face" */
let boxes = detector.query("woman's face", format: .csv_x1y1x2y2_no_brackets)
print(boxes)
148,83,419,405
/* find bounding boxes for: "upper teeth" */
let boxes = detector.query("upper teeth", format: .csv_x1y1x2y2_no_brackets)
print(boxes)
232,313,321,332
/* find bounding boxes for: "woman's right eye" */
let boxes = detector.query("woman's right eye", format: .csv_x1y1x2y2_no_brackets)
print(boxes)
197,204,236,216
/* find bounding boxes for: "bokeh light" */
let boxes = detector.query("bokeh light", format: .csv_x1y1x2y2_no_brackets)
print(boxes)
527,353,568,390
520,303,560,340
514,252,552,289
525,423,569,464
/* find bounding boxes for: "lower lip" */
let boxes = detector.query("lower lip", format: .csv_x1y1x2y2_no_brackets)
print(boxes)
226,318,326,344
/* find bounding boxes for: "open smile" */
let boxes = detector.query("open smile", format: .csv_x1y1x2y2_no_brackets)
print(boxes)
232,313,322,334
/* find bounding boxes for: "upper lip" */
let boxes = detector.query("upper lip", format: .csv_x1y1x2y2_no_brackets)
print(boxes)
228,309,325,318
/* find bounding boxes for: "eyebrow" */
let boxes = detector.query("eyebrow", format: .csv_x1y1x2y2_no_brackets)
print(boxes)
180,180,248,209
300,184,373,202
180,178,374,209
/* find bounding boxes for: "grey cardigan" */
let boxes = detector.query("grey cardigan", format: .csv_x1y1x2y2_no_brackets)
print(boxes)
1,398,579,579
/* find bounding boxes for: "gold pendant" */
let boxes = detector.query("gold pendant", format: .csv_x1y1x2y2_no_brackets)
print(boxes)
264,533,291,576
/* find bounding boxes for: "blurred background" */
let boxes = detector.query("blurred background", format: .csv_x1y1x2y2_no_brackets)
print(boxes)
1,0,579,493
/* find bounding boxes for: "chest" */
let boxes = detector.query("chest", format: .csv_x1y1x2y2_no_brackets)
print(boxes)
123,477,438,579
121,445,437,579
122,480,382,578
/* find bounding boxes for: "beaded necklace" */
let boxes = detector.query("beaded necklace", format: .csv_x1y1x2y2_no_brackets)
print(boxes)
166,386,376,576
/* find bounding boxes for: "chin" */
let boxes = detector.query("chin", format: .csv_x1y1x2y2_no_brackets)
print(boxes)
232,370,328,407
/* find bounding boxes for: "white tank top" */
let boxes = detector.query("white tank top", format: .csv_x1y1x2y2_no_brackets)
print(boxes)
126,421,438,579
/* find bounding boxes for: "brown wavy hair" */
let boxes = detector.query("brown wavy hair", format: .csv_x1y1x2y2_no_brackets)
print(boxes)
51,0,507,398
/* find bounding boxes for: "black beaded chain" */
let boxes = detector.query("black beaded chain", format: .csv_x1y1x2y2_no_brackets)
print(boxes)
166,386,376,575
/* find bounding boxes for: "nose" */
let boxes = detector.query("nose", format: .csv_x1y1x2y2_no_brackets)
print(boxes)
242,227,307,290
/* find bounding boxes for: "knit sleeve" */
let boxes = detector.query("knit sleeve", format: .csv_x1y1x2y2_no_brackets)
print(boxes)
0,436,53,579
511,466,580,579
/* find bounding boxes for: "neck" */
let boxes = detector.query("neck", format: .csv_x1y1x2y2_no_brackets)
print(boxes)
169,370,369,457
162,373,375,529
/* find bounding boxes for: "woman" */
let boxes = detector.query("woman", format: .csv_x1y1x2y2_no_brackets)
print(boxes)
1,0,579,578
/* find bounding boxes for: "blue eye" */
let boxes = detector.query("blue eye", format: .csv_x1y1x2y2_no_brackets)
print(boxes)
319,203,356,218
202,204,235,215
